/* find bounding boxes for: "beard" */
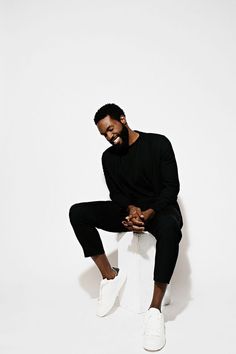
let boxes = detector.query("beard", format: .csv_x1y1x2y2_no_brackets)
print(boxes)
112,123,130,153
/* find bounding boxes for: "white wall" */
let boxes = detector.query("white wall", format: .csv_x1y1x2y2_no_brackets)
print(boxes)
2,0,236,298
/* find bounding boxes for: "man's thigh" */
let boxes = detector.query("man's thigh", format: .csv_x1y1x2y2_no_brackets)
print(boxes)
73,200,128,233
145,204,183,235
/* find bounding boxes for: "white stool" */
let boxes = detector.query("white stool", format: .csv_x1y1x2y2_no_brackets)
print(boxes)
116,231,171,314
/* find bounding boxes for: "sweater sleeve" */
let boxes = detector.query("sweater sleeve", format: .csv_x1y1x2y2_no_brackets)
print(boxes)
148,135,180,212
102,152,131,210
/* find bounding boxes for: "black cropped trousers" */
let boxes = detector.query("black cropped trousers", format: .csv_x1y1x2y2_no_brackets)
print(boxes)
69,201,183,284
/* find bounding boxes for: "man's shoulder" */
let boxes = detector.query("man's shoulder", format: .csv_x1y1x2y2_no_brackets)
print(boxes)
102,131,170,159
102,146,113,160
139,130,169,144
137,130,165,138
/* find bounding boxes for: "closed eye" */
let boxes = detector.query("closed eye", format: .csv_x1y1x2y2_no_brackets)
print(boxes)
100,126,114,136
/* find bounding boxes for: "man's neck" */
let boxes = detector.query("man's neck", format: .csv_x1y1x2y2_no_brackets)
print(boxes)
128,130,140,146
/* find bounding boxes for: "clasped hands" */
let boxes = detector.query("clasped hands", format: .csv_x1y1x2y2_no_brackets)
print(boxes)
121,205,155,233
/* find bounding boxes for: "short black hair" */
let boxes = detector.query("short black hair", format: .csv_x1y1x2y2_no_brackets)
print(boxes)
94,103,125,125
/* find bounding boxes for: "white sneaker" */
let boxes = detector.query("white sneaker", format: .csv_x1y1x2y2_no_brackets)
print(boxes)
96,268,127,317
143,307,166,351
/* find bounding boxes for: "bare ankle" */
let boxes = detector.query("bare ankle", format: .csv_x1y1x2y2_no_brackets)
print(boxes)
102,268,117,280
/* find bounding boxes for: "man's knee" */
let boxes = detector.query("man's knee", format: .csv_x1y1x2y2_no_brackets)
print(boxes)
69,202,87,224
155,215,183,242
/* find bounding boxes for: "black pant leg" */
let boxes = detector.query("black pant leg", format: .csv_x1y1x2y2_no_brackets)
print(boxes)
69,200,128,257
145,205,183,283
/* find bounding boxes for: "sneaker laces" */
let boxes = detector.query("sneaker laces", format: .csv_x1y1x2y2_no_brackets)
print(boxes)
97,277,115,303
97,268,119,303
144,312,163,336
98,281,107,303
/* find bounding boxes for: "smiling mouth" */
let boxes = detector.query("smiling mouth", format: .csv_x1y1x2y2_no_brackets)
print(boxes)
112,136,121,144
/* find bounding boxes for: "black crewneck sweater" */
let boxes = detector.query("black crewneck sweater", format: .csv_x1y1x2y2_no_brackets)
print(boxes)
101,130,181,214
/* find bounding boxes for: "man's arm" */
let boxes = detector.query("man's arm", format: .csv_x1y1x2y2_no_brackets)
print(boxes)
124,134,180,225
148,135,180,213
102,152,131,210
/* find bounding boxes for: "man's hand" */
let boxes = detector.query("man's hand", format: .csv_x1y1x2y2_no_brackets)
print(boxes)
122,215,145,233
127,205,143,219
121,205,145,233
121,206,156,233
141,208,156,222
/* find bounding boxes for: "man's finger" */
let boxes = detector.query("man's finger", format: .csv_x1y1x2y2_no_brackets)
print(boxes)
125,216,132,221
122,220,133,227
130,217,144,226
122,221,145,233
132,225,145,232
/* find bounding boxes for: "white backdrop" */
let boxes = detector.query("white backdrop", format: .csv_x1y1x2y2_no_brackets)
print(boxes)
2,1,236,353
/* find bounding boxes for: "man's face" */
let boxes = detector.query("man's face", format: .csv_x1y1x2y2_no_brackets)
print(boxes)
97,115,130,152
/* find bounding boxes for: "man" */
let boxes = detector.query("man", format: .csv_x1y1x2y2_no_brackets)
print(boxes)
69,103,183,351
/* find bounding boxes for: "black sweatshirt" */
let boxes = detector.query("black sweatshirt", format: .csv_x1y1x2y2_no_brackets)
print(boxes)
101,130,181,214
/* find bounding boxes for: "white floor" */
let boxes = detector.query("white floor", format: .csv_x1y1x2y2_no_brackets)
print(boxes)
0,274,234,354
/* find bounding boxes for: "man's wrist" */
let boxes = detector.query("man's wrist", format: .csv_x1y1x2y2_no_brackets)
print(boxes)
145,208,156,218
146,208,155,213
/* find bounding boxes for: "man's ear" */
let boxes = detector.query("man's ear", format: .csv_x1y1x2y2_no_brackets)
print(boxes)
120,115,127,125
